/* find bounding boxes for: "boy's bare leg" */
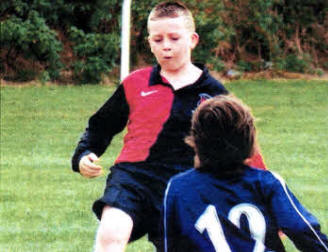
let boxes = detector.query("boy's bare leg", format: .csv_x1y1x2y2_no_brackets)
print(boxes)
94,206,133,252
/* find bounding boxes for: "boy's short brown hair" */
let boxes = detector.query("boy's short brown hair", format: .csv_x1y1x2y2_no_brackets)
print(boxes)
186,95,257,176
148,1,195,32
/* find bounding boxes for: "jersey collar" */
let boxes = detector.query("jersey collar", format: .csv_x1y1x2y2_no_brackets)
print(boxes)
148,64,209,87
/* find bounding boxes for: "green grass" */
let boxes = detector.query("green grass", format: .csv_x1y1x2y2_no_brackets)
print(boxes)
1,80,327,251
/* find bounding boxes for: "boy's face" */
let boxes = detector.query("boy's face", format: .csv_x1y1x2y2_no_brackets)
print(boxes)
148,16,198,73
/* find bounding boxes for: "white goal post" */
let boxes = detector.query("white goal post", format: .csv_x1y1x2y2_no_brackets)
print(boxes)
120,0,132,81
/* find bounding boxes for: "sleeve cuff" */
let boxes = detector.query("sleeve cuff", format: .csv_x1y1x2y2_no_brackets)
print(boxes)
72,150,92,173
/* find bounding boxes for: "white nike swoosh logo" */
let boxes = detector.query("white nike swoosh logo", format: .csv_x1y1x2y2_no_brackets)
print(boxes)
141,90,158,97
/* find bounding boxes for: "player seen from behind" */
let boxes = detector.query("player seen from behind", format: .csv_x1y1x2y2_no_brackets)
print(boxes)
163,94,328,252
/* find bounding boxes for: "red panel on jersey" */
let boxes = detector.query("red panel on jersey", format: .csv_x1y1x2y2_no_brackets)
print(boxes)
115,68,174,163
247,152,267,170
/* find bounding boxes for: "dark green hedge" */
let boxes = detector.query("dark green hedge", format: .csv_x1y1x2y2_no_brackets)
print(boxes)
1,0,327,83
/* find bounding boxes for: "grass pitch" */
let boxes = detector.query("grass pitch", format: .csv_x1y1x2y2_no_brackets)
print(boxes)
1,80,327,251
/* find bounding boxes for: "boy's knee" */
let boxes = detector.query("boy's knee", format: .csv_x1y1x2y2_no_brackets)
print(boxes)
97,206,133,247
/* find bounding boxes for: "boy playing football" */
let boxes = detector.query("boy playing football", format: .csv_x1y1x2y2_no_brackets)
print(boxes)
163,95,328,251
72,2,266,251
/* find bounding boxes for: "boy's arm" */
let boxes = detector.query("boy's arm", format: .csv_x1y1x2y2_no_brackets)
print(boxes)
268,172,328,251
71,85,129,173
163,180,180,252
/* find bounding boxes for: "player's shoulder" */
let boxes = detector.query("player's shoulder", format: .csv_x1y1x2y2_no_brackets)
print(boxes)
168,169,211,194
245,166,274,180
244,166,286,192
122,66,153,84
173,168,206,180
200,65,227,93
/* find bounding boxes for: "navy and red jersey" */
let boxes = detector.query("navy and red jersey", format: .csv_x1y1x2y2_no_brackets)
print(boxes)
163,167,328,252
71,64,266,172
72,64,231,171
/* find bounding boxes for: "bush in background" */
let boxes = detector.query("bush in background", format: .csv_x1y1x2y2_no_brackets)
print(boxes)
0,10,62,81
0,0,121,83
1,0,327,84
69,27,119,84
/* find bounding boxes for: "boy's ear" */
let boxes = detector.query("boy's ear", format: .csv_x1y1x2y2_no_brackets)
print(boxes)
190,32,199,49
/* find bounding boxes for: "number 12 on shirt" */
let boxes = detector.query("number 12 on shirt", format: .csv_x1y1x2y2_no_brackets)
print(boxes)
195,204,266,252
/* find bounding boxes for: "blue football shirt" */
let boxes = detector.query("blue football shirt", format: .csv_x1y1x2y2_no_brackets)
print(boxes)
163,166,328,252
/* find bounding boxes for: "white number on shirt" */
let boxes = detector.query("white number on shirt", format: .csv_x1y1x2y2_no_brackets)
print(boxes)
195,205,231,252
195,203,266,252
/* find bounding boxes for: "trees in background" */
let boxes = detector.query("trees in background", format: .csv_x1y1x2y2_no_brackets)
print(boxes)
1,0,121,83
1,0,327,83
220,0,328,74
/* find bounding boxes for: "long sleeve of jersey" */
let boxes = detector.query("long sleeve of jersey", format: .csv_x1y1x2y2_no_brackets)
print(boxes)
163,182,177,252
164,181,196,252
71,85,129,172
268,172,328,251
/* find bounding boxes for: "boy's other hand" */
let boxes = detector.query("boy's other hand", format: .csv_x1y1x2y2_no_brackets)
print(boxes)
79,153,103,178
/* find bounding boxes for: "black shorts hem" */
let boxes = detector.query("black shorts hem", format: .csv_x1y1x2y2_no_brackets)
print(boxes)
92,198,137,223
92,198,144,242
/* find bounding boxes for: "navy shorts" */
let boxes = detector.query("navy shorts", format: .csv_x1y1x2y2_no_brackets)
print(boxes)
92,162,191,248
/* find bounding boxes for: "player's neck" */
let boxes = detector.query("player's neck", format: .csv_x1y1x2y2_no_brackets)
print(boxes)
161,63,202,90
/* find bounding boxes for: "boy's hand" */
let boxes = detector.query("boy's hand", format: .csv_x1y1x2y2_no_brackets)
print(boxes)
79,153,103,178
